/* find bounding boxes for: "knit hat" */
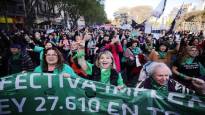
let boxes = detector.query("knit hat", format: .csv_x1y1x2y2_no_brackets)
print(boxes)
10,44,21,49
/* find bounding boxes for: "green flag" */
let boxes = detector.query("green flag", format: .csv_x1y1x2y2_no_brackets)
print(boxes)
0,72,205,115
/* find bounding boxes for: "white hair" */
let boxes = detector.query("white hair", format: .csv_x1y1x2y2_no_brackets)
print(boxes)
148,62,172,77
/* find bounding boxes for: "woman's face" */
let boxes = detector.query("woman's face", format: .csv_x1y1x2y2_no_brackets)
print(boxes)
63,36,67,39
159,45,167,52
70,41,78,51
122,39,127,45
193,39,199,46
104,36,109,41
188,47,198,58
75,36,82,43
99,54,113,69
45,43,53,49
45,50,58,65
153,67,169,86
132,42,138,48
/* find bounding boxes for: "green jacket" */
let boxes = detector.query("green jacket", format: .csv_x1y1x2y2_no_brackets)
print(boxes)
33,46,44,62
34,64,78,78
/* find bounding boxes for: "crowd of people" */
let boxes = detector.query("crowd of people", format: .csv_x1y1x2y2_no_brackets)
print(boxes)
0,27,205,95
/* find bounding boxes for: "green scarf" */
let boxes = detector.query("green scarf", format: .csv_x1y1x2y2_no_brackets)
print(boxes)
158,51,167,59
150,77,168,96
12,53,21,60
100,68,111,84
132,47,141,55
182,57,194,65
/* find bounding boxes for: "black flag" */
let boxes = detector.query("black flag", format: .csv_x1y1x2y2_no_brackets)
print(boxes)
166,4,183,34
131,19,138,29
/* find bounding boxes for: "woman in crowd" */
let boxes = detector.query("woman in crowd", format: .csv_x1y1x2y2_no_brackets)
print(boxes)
143,34,156,56
148,42,179,65
120,38,128,70
104,35,123,72
124,39,146,87
137,62,194,95
67,41,88,79
172,46,205,89
27,40,55,65
58,34,71,59
76,49,124,89
34,47,78,78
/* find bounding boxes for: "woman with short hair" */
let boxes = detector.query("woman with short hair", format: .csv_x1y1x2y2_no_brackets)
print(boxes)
137,62,194,94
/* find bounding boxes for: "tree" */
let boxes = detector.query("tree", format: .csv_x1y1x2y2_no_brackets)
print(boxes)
129,6,152,23
113,5,152,25
83,1,107,25
57,0,107,30
22,0,59,30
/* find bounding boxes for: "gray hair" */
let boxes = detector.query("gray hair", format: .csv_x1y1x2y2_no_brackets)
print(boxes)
148,62,172,77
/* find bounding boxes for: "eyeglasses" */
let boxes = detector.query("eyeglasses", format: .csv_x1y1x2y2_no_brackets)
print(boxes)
45,54,58,57
189,50,197,52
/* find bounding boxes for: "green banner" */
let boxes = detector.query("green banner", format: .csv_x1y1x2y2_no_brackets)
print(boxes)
0,72,205,115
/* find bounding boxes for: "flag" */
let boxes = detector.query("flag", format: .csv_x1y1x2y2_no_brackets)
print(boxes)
131,19,145,31
151,0,167,18
166,4,184,34
131,19,138,29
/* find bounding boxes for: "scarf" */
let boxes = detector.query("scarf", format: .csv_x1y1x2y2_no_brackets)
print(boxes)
182,57,194,65
158,51,167,59
12,53,21,60
132,47,141,55
151,77,168,96
100,68,111,84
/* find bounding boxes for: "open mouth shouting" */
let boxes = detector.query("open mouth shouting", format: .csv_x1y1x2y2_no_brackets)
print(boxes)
101,62,111,69
99,53,113,69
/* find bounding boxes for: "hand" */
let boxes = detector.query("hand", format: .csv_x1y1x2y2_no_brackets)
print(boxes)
26,48,33,51
151,48,155,52
21,71,27,73
62,73,71,78
192,78,205,94
77,41,85,50
185,76,193,81
111,38,116,44
130,57,134,60
117,85,124,90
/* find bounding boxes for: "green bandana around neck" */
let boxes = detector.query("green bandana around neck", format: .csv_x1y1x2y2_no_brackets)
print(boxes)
182,57,194,65
150,77,168,96
132,47,141,55
100,68,111,84
12,53,21,60
158,51,167,59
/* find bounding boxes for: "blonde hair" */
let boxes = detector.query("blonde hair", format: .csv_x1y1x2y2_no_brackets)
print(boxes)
95,51,116,69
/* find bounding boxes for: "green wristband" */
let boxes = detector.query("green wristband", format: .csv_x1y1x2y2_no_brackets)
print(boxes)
178,73,186,79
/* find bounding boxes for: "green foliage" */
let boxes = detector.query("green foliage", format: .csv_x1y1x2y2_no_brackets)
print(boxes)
57,0,107,29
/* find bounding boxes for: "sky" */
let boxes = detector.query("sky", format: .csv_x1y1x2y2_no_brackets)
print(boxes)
105,0,203,20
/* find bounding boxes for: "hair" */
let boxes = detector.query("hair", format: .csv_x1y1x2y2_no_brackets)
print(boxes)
42,47,65,72
148,62,172,77
177,45,198,63
156,42,168,52
127,39,139,48
188,37,199,46
44,41,56,47
95,51,116,69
